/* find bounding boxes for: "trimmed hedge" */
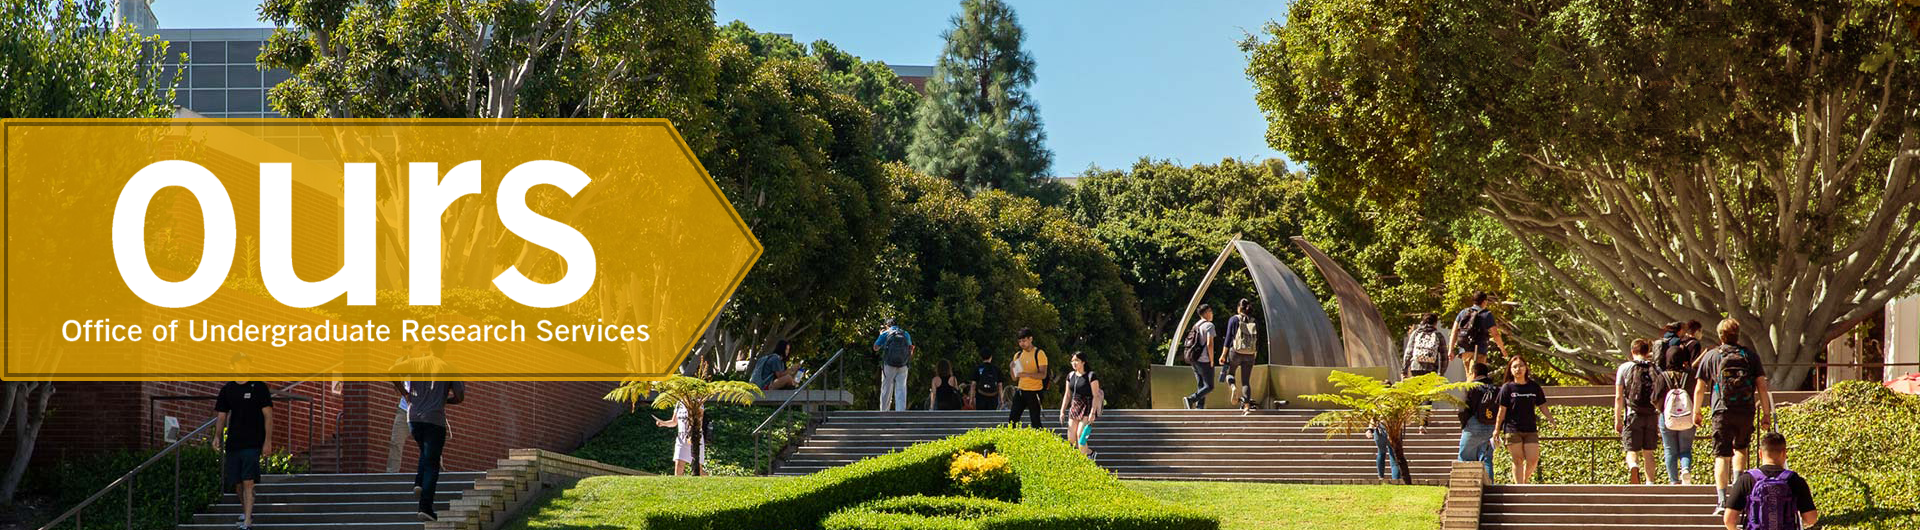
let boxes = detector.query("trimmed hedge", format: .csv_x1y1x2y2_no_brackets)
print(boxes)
1497,382,1918,528
629,427,1216,530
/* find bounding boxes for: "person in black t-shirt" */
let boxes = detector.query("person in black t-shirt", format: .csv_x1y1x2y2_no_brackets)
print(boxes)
971,352,1003,411
1722,432,1819,529
214,356,273,530
1493,356,1552,484
1056,352,1103,457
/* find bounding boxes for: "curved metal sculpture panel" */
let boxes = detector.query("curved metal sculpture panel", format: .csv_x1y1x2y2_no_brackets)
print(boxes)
1235,240,1342,366
1292,237,1396,372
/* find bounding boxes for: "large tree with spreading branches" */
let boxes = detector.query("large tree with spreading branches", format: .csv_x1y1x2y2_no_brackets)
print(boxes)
1248,0,1920,386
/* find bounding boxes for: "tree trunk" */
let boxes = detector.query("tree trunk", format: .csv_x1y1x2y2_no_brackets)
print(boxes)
689,405,705,476
1,382,54,504
1389,431,1411,485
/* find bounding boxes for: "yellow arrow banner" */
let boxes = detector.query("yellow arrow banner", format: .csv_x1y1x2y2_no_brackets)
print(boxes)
2,119,760,381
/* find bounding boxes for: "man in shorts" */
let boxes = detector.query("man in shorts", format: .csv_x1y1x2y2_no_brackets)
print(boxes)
1693,318,1774,515
214,354,273,530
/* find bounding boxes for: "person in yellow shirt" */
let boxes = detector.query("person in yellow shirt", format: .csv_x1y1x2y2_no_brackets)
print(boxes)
1007,328,1049,429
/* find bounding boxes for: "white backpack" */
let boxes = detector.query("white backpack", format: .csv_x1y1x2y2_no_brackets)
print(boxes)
1409,329,1442,369
1663,387,1695,431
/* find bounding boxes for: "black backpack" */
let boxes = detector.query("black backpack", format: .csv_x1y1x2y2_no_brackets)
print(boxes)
1184,321,1210,364
1623,360,1659,409
1460,382,1500,425
1659,337,1693,373
1716,345,1759,408
1454,307,1492,350
879,328,912,367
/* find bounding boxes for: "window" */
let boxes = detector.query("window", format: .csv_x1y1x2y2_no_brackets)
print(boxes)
227,65,260,88
263,68,292,88
227,41,261,64
228,90,264,113
193,90,226,113
190,65,225,89
189,41,226,64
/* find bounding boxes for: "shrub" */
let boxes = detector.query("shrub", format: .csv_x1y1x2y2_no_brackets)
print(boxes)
571,403,808,476
948,451,1017,500
1499,382,1919,528
631,428,1218,530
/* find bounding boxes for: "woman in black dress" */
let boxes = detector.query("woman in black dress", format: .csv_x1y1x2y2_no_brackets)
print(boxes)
1056,352,1103,457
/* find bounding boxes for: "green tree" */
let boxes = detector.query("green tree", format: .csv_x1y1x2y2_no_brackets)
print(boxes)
0,0,177,503
855,164,1058,409
1248,0,1920,386
1065,159,1307,345
604,375,761,476
973,191,1152,406
1303,372,1475,484
908,0,1052,194
715,22,922,163
693,39,892,370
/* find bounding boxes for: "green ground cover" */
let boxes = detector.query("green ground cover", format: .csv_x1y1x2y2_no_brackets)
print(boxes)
505,476,1445,530
1498,381,1919,528
508,428,1216,530
570,403,808,476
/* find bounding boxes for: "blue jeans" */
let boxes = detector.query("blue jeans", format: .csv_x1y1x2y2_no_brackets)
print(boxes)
1188,362,1215,404
1372,426,1404,480
1661,425,1695,484
1457,419,1495,480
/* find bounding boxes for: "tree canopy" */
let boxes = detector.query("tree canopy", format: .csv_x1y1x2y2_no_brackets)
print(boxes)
908,0,1053,195
1248,0,1920,385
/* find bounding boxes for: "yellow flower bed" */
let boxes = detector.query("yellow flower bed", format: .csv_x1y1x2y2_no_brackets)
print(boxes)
948,450,1011,486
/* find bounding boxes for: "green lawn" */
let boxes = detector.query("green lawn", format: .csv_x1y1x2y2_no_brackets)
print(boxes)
1123,480,1444,530
502,476,1445,530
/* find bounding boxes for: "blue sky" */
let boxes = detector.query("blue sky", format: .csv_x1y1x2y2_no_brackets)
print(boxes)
149,0,1290,176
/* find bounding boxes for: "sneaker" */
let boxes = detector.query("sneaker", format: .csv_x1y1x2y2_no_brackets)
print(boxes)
417,511,439,522
1711,506,1724,516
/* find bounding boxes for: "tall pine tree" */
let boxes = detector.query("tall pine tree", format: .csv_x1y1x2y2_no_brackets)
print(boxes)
908,0,1052,195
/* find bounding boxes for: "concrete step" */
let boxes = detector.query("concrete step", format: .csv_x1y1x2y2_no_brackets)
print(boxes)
217,492,455,504
1487,484,1716,494
1486,502,1716,515
201,502,452,514
1481,513,1725,525
179,523,427,530
192,511,427,524
1480,526,1722,530
252,481,474,494
1485,492,1717,505
257,473,485,484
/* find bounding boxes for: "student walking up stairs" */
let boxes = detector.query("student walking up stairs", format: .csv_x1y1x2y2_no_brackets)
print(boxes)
177,472,481,530
776,409,1463,483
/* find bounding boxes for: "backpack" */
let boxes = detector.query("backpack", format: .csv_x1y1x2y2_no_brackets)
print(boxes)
1454,307,1492,350
1461,382,1499,425
1660,337,1696,373
1663,385,1696,431
1623,360,1659,409
1185,321,1210,364
1409,328,1443,370
1742,469,1800,530
879,328,912,367
1715,345,1759,408
1232,318,1259,354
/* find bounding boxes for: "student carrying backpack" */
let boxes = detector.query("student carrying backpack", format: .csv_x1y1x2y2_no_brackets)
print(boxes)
1454,362,1499,479
1723,432,1818,529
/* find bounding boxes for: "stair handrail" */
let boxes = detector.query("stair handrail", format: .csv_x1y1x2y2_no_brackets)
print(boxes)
751,346,845,474
38,374,335,530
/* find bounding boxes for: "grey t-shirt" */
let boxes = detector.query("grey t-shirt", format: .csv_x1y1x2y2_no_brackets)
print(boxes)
1193,320,1217,363
404,381,466,426
1693,345,1765,413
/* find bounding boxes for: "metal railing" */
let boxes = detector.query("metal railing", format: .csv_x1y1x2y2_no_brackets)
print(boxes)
752,346,846,475
38,378,330,530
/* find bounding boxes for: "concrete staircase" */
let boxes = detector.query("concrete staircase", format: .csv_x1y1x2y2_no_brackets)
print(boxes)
178,472,481,530
1479,484,1722,530
775,409,1464,483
